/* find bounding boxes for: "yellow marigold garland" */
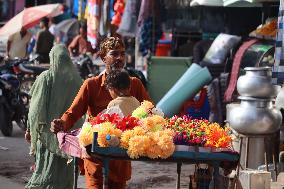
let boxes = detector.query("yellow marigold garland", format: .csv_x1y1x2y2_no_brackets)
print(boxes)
78,122,99,147
97,122,122,147
120,126,146,149
141,100,154,110
127,135,151,159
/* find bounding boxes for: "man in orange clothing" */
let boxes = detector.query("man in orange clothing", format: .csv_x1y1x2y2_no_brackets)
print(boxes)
51,37,151,189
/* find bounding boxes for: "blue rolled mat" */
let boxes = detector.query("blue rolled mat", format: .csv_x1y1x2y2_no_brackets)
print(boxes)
163,63,203,98
157,63,212,117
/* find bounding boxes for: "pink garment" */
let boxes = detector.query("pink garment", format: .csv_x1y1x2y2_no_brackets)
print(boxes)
224,39,258,102
57,129,82,158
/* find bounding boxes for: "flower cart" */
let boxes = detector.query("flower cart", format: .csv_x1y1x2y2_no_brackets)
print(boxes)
88,132,239,189
64,101,239,189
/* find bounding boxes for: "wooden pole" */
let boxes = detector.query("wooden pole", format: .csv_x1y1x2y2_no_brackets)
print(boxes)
176,163,181,189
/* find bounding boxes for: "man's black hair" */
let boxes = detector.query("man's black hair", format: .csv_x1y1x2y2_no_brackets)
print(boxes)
41,17,49,28
105,70,130,90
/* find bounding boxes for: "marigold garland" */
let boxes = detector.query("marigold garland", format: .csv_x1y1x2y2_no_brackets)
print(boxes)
127,135,151,159
78,122,99,147
120,126,145,149
97,122,122,147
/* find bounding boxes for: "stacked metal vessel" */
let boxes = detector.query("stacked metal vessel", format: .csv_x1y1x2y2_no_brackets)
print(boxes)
226,67,282,135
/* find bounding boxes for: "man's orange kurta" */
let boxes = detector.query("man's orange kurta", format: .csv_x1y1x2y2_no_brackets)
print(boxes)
61,73,151,185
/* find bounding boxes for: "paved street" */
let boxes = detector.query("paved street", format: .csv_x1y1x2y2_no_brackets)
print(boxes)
1,124,284,189
0,123,195,189
0,122,32,187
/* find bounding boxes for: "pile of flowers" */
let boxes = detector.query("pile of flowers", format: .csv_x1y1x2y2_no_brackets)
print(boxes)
78,113,140,147
78,100,233,160
121,101,174,159
166,115,232,149
78,101,175,159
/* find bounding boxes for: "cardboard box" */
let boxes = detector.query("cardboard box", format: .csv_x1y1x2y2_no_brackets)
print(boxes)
239,170,271,189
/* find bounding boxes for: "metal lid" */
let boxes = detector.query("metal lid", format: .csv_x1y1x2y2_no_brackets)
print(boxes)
238,96,273,101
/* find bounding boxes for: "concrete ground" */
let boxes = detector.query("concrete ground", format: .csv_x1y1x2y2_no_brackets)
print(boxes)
1,173,284,189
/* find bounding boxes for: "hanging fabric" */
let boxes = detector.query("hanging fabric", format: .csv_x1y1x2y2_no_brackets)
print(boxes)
137,0,153,27
111,0,125,27
99,0,109,36
109,0,115,22
139,17,163,56
73,0,87,18
117,0,138,37
85,0,100,46
138,0,163,56
272,0,284,84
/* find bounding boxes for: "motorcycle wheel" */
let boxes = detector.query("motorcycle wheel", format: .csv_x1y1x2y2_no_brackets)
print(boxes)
0,105,13,136
16,92,29,131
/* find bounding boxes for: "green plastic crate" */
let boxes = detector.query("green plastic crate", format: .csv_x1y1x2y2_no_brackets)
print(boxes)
147,56,192,104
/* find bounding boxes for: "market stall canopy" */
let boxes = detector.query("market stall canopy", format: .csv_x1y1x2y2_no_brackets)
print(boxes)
0,3,63,36
54,18,79,37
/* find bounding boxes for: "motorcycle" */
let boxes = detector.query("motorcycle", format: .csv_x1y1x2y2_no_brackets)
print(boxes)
72,54,100,79
0,73,29,136
3,57,48,93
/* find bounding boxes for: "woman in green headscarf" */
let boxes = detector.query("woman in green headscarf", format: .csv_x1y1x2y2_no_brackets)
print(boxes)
25,44,83,189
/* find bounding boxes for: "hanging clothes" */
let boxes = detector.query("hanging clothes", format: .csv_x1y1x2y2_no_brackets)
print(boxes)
272,0,284,84
109,0,115,22
117,0,138,37
139,17,162,56
138,0,163,56
99,0,109,36
137,0,153,27
111,0,125,27
85,0,100,46
73,0,87,18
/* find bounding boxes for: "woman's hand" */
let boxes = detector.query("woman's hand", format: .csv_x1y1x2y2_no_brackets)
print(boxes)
25,130,31,143
50,119,64,133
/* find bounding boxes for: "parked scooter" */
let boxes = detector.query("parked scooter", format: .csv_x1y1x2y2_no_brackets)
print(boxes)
0,73,29,136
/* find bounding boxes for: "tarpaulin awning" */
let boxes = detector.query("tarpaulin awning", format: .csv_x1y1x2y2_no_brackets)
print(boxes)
0,3,63,36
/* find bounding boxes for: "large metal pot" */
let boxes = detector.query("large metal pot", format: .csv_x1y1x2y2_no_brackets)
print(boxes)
237,67,278,98
226,97,282,135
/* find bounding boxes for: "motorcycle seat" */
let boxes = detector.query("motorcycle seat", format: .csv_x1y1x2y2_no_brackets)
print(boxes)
21,64,49,75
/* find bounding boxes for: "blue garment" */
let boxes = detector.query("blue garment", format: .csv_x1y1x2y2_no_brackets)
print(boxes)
139,17,162,56
109,0,115,21
272,0,284,84
28,36,36,54
73,0,87,17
